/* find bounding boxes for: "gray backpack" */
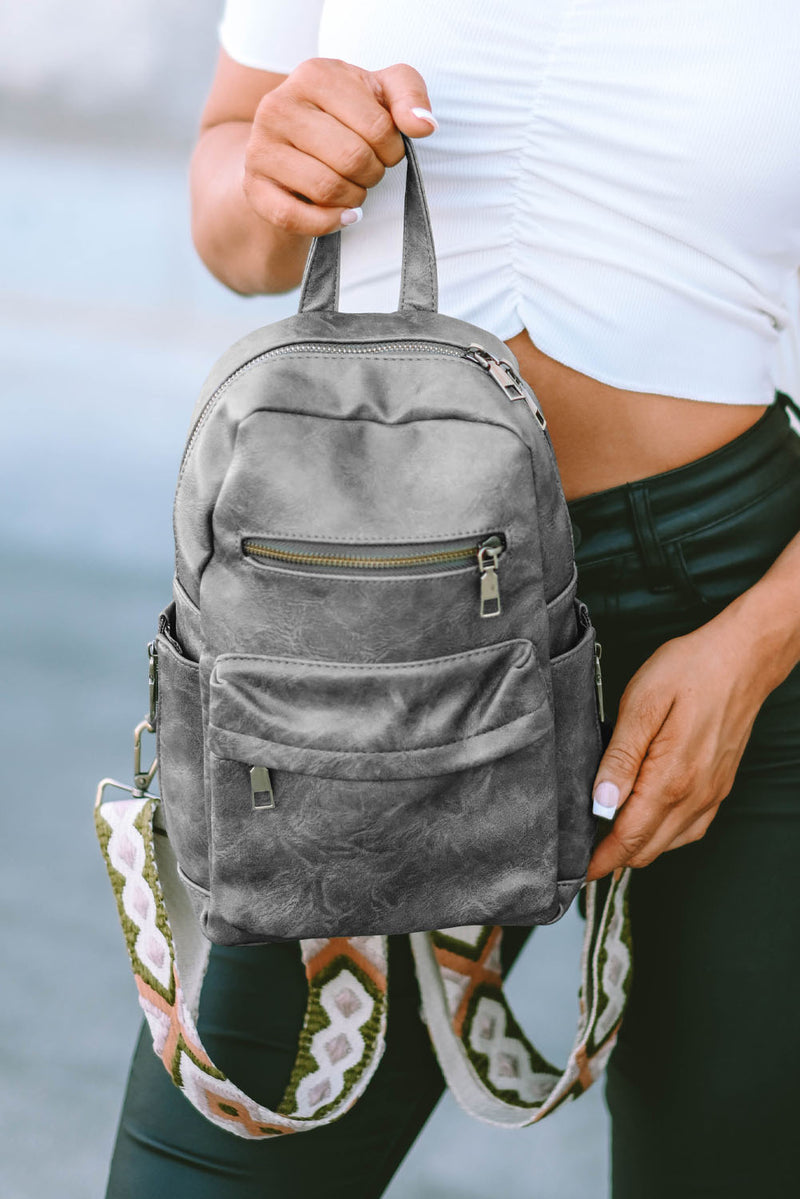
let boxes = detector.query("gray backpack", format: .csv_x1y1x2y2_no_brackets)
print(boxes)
95,136,631,1137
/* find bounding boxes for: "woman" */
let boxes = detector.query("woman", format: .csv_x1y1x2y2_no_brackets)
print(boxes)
106,2,800,1196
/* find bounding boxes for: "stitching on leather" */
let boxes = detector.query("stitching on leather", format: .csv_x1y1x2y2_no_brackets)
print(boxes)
157,634,200,669
213,641,534,672
208,709,543,757
177,864,211,897
180,362,532,496
549,618,594,666
545,563,579,609
239,528,514,542
242,561,479,583
173,575,200,614
235,408,532,451
399,147,437,311
241,353,453,363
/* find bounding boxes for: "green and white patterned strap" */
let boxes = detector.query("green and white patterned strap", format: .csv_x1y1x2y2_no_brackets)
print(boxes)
95,780,631,1137
411,870,632,1127
94,781,389,1140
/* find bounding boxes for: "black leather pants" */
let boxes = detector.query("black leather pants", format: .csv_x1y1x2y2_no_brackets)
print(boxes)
105,393,800,1199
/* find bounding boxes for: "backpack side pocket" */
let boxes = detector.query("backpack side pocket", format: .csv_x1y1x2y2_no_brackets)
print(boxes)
549,601,602,903
155,607,207,895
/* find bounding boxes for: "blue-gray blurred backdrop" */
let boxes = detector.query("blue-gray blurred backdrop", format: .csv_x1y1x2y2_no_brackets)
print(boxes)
2,5,798,1198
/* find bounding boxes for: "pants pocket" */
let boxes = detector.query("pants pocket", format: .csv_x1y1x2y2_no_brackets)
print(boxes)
204,640,559,943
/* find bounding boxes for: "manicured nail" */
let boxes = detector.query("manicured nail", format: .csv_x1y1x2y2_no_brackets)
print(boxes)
410,106,439,131
592,780,620,820
340,207,363,226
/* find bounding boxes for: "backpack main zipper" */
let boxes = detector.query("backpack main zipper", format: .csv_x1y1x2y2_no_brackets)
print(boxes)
242,534,507,619
178,341,546,485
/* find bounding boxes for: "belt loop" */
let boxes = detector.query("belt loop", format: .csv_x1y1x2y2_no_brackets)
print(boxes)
625,482,674,594
776,389,800,431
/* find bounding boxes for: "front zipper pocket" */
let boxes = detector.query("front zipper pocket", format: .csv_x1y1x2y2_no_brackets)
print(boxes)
204,639,560,942
242,533,508,619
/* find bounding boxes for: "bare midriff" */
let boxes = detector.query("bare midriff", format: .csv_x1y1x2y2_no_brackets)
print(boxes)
505,327,770,503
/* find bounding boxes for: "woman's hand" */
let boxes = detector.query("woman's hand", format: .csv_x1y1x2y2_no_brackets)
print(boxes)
586,601,787,880
191,51,436,295
243,57,437,237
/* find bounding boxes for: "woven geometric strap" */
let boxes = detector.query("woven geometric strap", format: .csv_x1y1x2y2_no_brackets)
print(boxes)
410,867,631,1127
95,781,631,1137
94,783,388,1139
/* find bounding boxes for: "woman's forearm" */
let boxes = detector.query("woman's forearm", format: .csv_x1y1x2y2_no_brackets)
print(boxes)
189,120,311,296
587,524,800,879
713,526,800,696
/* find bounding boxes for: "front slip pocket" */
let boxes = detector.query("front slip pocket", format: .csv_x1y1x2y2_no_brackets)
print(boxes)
205,640,559,943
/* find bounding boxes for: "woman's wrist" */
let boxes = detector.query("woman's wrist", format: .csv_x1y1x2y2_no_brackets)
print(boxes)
190,120,310,295
711,564,800,699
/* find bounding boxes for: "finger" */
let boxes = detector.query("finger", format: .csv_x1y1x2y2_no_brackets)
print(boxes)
286,110,387,189
623,768,726,863
587,746,719,879
591,687,673,821
243,174,361,236
586,786,663,880
661,804,720,854
287,59,406,165
257,90,388,189
587,798,719,881
371,62,439,136
586,746,683,879
248,142,367,211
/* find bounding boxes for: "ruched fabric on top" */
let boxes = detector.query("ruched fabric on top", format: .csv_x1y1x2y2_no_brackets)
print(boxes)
219,0,800,405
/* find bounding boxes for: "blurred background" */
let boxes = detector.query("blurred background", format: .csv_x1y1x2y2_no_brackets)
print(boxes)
1,4,798,1197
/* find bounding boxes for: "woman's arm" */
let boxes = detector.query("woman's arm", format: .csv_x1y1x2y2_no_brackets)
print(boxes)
587,528,800,879
190,50,437,296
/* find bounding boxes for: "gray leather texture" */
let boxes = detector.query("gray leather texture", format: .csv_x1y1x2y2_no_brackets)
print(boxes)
298,136,437,314
160,134,601,943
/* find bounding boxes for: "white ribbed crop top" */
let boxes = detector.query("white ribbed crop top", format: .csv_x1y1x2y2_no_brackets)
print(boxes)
219,0,800,405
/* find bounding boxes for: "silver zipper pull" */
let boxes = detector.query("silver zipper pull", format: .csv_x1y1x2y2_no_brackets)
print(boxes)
593,641,605,723
477,536,504,618
466,345,547,430
250,765,275,810
147,639,158,729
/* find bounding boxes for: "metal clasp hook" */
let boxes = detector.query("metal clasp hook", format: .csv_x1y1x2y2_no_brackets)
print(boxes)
133,719,158,797
131,638,159,796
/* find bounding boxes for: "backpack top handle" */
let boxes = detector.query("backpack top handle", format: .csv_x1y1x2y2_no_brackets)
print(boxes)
298,133,439,315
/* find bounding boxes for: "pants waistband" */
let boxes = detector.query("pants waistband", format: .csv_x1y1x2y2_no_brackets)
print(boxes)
567,391,800,583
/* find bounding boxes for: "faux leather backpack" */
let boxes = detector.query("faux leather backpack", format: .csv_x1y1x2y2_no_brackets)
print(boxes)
95,135,631,1137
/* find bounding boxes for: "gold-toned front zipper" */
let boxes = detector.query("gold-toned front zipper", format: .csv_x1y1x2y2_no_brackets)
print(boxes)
242,534,507,618
243,542,481,570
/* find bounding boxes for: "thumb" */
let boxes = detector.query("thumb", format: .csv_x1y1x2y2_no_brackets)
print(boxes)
591,693,668,820
371,63,439,136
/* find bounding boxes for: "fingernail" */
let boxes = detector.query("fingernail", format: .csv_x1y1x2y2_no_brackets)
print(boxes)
410,106,439,131
340,207,363,226
592,780,620,820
